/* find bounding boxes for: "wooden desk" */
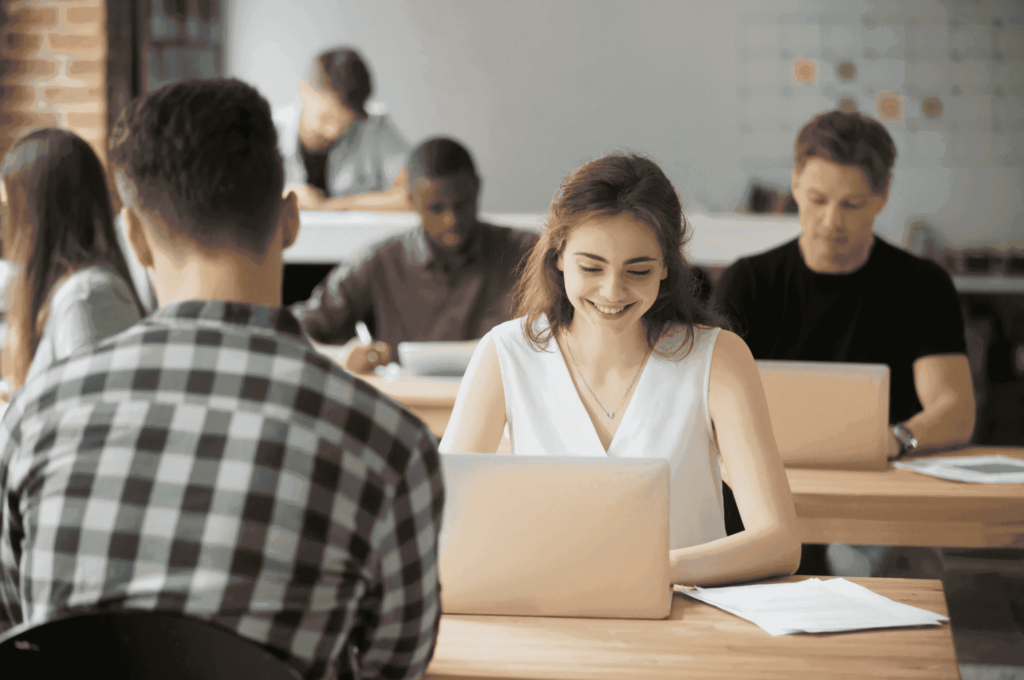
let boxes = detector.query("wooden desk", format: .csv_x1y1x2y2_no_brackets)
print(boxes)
361,374,460,437
425,576,958,680
330,356,1024,548
788,447,1024,548
311,343,460,438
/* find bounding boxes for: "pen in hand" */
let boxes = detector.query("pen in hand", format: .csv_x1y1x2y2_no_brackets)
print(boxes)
356,319,372,342
355,321,380,363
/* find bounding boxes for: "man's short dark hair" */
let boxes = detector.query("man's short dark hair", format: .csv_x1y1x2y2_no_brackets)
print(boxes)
109,78,284,254
407,137,478,188
794,110,897,195
315,47,372,117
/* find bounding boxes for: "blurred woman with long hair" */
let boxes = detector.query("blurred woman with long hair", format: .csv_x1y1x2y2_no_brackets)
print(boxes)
0,128,144,396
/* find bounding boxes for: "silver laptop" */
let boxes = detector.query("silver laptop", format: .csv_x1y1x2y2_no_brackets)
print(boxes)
439,454,672,619
756,360,890,470
397,341,478,376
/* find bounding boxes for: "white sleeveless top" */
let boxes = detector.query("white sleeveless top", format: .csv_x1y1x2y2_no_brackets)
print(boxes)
484,316,726,551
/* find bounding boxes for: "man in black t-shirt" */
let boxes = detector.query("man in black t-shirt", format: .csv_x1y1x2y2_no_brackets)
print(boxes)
717,230,966,427
714,111,976,574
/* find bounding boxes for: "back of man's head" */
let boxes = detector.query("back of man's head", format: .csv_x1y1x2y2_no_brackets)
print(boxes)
407,137,478,187
794,110,896,195
109,78,284,255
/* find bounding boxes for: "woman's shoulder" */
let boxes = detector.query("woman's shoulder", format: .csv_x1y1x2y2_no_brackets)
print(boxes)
43,266,142,363
55,266,132,304
704,328,759,382
488,315,554,351
656,322,723,355
489,316,531,343
49,266,139,328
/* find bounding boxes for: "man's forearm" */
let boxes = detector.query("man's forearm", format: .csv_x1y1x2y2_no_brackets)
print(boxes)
901,395,976,453
289,299,356,346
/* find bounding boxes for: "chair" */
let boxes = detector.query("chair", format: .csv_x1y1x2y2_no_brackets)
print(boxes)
0,609,303,679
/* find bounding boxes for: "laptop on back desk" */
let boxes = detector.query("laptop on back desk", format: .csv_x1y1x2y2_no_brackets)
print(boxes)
756,360,890,470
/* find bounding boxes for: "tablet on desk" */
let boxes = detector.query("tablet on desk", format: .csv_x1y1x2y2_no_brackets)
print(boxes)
894,454,1024,483
955,462,1024,474
397,340,478,377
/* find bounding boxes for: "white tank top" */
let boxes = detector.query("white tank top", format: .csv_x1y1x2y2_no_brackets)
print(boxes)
485,316,726,550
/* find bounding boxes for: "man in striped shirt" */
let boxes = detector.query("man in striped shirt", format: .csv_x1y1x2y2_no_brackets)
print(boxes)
0,78,444,680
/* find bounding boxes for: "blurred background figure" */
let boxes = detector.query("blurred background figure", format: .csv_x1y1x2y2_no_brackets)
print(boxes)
0,128,144,401
737,180,798,215
276,46,412,211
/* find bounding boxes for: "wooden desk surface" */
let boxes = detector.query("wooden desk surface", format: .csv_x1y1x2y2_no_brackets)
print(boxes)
360,374,461,438
312,345,460,437
360,374,462,406
425,576,957,680
787,446,1024,548
329,360,1024,548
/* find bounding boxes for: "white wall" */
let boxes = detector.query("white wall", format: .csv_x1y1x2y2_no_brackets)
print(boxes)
225,0,1024,248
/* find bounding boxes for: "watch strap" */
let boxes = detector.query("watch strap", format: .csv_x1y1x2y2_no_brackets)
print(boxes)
889,424,918,461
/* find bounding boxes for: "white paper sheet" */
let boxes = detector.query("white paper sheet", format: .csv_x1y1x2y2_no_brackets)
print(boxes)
894,455,1024,483
680,578,948,636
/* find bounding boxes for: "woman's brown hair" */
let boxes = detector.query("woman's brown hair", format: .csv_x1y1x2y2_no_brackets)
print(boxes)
1,128,144,390
512,152,721,358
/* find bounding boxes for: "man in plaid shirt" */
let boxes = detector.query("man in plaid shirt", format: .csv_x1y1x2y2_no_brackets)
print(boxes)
0,78,444,680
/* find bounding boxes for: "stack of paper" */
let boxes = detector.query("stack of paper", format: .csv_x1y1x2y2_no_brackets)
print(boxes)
894,455,1024,483
680,578,948,636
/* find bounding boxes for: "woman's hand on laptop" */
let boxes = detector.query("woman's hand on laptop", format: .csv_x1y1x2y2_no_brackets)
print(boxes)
343,341,392,374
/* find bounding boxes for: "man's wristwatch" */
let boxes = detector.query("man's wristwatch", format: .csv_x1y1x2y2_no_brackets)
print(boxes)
889,424,918,461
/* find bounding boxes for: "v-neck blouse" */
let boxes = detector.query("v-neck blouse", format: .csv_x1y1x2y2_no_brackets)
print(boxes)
486,316,726,550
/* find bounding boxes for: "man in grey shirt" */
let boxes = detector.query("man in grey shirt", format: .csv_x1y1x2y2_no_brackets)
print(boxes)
276,47,412,212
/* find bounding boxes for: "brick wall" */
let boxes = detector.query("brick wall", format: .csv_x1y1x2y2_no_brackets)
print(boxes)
0,0,108,161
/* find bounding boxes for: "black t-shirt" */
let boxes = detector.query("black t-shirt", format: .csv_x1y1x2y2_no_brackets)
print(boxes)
714,237,966,424
299,141,329,193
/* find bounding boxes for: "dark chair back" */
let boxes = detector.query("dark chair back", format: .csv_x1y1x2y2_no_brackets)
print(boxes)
0,609,303,679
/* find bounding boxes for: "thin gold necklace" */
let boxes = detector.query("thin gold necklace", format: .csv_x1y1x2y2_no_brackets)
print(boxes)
563,330,651,420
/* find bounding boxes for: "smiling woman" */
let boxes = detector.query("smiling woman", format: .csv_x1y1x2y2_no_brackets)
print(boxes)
440,152,802,588
556,214,666,420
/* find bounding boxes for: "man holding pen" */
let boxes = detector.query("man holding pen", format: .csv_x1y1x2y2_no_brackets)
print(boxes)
352,320,391,370
292,137,538,373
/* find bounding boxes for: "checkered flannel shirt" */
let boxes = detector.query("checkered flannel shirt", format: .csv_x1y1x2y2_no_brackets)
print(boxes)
0,300,445,680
